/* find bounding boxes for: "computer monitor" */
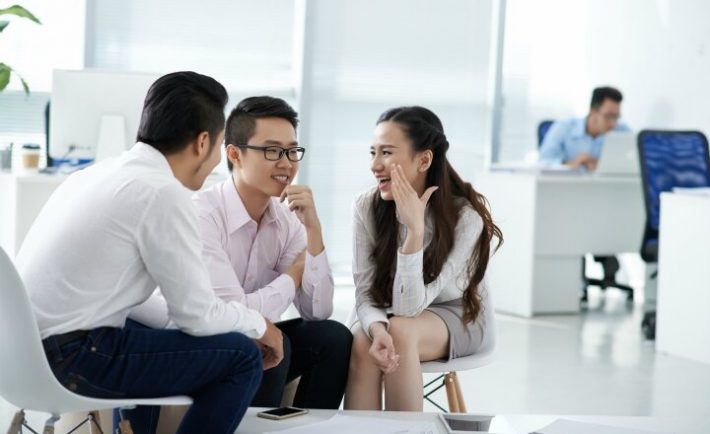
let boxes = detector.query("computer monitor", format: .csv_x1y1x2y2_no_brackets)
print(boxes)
49,69,159,165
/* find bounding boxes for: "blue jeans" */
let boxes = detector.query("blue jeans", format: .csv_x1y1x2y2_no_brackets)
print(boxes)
251,318,352,409
43,320,262,434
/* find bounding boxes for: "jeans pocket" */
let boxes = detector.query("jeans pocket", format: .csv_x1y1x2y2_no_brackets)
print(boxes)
64,372,127,399
86,327,117,356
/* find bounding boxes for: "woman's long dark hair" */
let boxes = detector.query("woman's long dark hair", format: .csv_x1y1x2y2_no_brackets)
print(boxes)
368,106,503,324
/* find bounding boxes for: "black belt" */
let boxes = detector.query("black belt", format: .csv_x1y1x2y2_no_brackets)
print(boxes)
42,330,89,354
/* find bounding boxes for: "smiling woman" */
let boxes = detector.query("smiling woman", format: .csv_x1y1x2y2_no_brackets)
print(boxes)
345,106,502,412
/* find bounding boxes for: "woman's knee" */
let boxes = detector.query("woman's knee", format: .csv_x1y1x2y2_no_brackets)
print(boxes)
350,329,372,364
388,317,417,348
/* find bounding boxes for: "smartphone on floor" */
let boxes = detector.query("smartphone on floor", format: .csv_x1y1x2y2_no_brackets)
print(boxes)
257,406,309,420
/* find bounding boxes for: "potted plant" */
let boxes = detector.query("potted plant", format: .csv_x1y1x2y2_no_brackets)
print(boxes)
0,4,41,94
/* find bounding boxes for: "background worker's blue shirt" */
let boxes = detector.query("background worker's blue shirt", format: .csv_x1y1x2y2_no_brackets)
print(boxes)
538,117,631,164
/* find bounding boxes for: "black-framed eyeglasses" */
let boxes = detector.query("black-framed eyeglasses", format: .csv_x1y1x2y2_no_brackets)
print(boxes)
237,144,306,162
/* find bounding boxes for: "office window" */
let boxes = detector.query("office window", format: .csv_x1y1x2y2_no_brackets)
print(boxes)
87,0,295,94
300,0,495,270
497,0,710,162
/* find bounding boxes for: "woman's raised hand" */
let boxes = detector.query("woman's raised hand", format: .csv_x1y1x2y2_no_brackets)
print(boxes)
390,163,438,236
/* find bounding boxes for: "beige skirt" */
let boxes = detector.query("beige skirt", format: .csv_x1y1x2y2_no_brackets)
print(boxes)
425,298,487,361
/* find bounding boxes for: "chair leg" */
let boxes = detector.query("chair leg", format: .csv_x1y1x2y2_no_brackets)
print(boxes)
451,371,467,413
5,410,25,434
42,415,60,434
88,411,104,434
119,420,134,434
444,372,461,413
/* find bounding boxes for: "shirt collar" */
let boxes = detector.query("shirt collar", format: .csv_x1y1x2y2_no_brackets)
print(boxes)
130,142,174,174
220,179,280,234
570,117,589,138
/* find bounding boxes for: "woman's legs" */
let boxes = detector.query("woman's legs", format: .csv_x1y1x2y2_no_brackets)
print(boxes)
383,311,449,411
343,328,384,410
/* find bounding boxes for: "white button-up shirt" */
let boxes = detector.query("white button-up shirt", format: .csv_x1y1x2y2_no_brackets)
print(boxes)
17,142,266,340
192,179,334,322
352,189,493,337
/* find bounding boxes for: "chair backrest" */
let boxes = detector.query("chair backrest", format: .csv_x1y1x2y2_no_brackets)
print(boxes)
637,130,710,261
0,247,80,411
537,120,555,148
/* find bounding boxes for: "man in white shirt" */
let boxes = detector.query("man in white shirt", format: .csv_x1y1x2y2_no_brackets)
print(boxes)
193,96,352,408
16,72,282,434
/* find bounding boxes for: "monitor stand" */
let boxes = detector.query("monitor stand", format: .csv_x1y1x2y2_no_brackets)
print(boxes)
95,114,127,162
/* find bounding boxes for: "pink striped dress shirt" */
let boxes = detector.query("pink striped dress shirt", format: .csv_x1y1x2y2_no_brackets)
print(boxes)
192,180,335,323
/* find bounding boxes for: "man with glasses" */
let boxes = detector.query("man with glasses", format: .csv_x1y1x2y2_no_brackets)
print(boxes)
194,96,351,409
539,86,630,171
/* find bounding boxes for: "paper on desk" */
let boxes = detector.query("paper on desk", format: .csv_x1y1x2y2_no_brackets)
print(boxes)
263,414,437,434
531,418,670,434
490,162,586,175
672,187,710,197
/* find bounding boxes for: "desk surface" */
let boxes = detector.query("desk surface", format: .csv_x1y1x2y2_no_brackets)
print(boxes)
485,168,641,184
235,408,705,434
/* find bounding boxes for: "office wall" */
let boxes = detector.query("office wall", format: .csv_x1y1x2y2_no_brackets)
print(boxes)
499,0,710,161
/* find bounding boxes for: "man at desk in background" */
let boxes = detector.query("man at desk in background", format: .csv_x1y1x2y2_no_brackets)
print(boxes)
539,86,630,170
539,86,633,303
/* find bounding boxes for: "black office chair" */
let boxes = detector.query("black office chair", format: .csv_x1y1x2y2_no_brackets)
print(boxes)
537,119,633,303
537,120,554,148
637,130,710,339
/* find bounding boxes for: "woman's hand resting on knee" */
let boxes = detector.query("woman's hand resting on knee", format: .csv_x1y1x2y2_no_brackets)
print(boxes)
368,322,400,374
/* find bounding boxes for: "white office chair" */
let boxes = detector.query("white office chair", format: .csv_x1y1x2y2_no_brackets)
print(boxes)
421,341,494,413
346,308,495,413
0,247,192,434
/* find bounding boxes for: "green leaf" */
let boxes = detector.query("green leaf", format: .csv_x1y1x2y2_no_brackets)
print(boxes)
19,74,29,95
0,20,8,32
0,5,41,24
0,64,11,92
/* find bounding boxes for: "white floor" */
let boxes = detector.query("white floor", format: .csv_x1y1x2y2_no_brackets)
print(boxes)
3,284,710,432
328,284,710,420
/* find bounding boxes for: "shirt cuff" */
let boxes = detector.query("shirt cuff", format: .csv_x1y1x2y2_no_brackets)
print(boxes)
305,248,329,275
360,310,389,339
397,248,423,274
250,311,267,339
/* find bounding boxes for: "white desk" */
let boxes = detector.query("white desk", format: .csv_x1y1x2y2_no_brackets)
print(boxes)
475,171,644,317
656,192,710,365
235,408,704,434
0,171,65,256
